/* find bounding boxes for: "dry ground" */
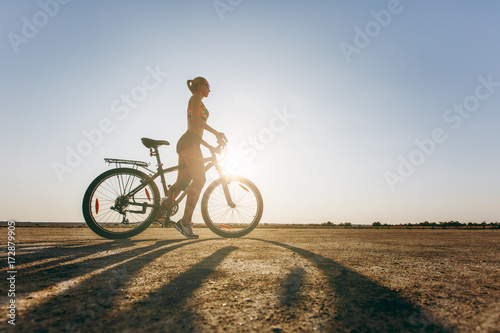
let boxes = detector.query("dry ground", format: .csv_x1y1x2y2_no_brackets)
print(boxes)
1,227,499,332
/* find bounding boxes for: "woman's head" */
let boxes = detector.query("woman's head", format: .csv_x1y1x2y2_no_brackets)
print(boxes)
187,77,210,97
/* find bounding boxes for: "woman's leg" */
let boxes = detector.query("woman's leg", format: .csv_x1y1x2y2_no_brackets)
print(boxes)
168,154,190,204
179,145,206,225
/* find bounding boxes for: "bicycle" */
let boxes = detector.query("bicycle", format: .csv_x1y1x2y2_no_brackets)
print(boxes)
82,137,263,239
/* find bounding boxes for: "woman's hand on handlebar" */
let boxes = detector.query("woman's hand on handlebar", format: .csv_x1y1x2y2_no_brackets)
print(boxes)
216,132,228,146
208,143,225,155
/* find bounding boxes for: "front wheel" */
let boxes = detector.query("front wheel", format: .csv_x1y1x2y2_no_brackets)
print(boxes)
82,168,160,239
201,176,263,238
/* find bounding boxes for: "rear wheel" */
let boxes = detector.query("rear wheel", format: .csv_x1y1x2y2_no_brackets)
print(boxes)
201,176,263,238
82,168,160,239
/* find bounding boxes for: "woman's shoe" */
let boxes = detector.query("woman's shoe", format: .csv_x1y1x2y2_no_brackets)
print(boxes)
174,219,199,239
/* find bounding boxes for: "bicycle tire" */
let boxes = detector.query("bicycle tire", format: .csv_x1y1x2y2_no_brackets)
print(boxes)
201,176,263,238
82,168,160,239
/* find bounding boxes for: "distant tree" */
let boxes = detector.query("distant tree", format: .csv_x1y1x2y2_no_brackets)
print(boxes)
372,222,382,229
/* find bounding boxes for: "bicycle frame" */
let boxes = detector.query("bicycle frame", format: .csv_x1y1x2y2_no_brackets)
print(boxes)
105,143,234,214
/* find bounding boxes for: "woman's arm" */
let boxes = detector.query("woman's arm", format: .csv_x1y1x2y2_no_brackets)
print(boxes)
203,122,227,144
200,139,212,149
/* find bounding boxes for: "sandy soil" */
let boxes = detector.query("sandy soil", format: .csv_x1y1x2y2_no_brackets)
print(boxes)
1,227,499,332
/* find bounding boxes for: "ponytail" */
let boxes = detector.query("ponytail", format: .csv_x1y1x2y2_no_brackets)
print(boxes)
186,79,194,93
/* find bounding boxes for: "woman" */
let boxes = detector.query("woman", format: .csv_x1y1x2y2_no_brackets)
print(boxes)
168,77,227,239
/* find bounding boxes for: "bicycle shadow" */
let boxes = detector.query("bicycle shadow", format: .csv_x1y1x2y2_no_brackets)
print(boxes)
250,238,447,332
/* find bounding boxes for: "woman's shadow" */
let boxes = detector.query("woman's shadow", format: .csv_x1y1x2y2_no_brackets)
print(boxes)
253,238,447,332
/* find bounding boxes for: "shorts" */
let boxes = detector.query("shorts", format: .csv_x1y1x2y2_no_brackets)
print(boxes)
176,131,202,153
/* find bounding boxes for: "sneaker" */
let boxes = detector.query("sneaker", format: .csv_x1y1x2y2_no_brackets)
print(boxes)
174,220,199,239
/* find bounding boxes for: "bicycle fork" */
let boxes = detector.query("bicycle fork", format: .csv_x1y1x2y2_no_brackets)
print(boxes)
217,174,235,208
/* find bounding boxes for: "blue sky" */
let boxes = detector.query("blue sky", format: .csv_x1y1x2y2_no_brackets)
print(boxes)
1,0,499,224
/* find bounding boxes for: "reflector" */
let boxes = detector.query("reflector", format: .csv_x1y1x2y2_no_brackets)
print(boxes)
218,224,233,230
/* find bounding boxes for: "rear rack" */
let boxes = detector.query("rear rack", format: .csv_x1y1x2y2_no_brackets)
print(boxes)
104,158,150,169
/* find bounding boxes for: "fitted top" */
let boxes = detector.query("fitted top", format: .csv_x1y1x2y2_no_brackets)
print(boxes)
188,104,209,122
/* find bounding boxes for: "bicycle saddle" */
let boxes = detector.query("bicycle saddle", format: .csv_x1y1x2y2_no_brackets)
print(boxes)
141,138,170,149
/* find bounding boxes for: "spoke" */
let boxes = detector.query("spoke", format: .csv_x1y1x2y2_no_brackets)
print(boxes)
88,171,157,234
203,179,260,233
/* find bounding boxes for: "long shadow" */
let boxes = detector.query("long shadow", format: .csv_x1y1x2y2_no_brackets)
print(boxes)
13,238,153,269
1,238,154,308
16,239,186,295
252,238,448,332
15,239,222,333
104,246,239,332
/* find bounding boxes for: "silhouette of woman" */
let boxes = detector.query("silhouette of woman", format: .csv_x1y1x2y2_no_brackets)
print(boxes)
168,77,227,238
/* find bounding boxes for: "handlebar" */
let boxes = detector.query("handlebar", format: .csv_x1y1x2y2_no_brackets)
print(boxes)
209,141,227,155
207,141,228,164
